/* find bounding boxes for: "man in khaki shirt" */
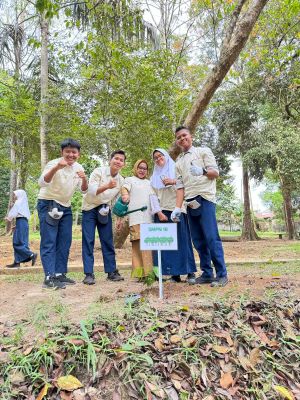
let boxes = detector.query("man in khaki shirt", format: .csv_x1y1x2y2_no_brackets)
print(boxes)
171,126,228,287
37,138,88,289
81,150,126,285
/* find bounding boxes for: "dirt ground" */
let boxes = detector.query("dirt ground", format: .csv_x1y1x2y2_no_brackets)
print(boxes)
1,236,300,267
0,236,299,328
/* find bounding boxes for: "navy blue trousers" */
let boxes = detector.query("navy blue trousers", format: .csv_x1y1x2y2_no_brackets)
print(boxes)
187,196,227,279
153,211,197,276
37,199,72,277
13,218,33,263
82,208,116,274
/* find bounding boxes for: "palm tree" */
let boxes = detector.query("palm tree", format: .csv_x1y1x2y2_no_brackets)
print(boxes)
0,3,26,233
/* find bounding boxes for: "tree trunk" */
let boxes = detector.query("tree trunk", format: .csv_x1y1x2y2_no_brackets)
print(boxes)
40,12,49,169
280,176,295,240
113,218,130,249
184,0,269,133
241,165,259,241
6,8,25,233
75,211,79,226
169,0,269,160
32,210,38,232
6,135,18,234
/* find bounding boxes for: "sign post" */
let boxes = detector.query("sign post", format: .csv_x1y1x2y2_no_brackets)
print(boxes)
140,223,178,299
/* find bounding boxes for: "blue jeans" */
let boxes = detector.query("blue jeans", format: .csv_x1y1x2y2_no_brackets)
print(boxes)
187,196,227,279
13,218,33,263
82,208,116,274
37,199,72,276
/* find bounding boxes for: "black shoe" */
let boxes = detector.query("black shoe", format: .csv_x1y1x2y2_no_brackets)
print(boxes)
107,270,124,282
187,273,196,284
43,277,66,289
22,257,32,263
83,273,95,285
195,275,215,284
170,275,181,283
6,262,20,269
31,253,38,266
211,276,228,287
56,274,76,285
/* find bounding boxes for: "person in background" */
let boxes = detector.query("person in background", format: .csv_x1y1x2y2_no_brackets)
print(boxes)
5,190,38,269
171,126,228,287
81,150,126,285
37,138,88,289
150,148,197,283
120,159,161,279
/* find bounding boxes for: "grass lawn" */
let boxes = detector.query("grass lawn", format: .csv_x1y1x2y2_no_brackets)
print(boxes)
28,229,291,241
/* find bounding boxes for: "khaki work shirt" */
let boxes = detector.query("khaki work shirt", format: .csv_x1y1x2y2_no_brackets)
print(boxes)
175,146,218,203
82,166,124,211
152,186,186,213
122,177,154,227
38,158,86,207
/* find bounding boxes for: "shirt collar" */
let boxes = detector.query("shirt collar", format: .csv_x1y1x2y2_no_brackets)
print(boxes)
106,166,119,178
183,145,195,155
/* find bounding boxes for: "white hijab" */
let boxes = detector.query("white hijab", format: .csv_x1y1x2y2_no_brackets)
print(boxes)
150,148,176,189
7,190,31,221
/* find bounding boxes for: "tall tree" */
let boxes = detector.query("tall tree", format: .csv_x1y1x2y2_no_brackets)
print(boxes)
184,0,269,132
0,1,27,232
213,80,260,240
39,10,49,168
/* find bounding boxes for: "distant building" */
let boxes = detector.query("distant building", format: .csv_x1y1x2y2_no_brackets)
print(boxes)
254,211,274,231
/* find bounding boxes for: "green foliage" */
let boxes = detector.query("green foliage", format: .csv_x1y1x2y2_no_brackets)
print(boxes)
261,187,284,222
0,167,10,223
216,182,242,228
0,71,40,181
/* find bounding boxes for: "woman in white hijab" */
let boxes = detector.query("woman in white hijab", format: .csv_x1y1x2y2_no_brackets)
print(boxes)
150,148,197,283
5,190,38,268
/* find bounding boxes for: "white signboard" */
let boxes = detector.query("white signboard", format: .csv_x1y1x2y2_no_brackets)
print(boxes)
140,223,178,251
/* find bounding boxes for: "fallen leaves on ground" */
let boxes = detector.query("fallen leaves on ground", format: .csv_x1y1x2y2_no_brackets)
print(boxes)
57,375,83,391
1,296,299,399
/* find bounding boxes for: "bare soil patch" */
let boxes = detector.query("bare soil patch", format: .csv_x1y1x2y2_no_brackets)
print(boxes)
0,263,299,327
0,236,299,326
1,236,300,268
0,237,299,399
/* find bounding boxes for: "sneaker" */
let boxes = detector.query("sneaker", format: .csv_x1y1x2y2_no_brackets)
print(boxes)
83,273,95,285
31,253,38,266
187,273,196,284
195,275,215,284
56,274,76,285
6,262,20,269
107,270,124,282
211,276,228,287
170,275,181,283
43,277,66,289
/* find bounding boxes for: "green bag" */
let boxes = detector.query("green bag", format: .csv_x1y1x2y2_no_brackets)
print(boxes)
112,197,147,217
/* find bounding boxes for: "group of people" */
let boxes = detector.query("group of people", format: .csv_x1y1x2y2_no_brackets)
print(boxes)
5,126,228,289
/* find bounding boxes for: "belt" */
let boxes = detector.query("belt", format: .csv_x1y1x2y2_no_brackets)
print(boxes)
186,195,201,202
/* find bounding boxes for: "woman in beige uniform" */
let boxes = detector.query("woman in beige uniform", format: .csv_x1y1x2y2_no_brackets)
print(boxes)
121,160,154,278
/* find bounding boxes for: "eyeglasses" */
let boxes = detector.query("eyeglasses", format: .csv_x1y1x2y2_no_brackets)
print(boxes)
153,154,164,161
137,166,148,171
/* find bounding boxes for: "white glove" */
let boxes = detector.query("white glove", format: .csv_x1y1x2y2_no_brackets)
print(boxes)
99,205,110,216
48,207,63,220
190,165,204,176
171,207,181,222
